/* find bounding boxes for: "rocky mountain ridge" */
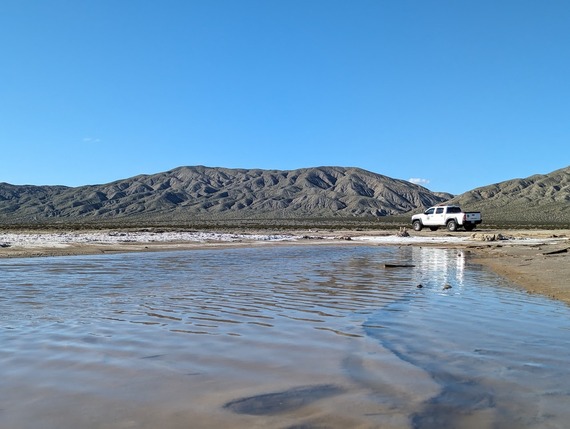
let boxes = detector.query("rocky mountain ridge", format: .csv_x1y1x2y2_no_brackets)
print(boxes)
0,165,568,226
0,166,450,224
447,165,569,224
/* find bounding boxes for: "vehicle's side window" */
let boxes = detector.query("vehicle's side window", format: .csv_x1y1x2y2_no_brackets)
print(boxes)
448,207,460,213
425,208,435,215
436,207,444,214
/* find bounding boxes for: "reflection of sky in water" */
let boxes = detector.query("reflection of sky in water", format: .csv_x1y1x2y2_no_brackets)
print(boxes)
0,246,569,428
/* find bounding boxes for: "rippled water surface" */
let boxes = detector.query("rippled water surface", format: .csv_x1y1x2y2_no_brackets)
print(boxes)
1,245,570,429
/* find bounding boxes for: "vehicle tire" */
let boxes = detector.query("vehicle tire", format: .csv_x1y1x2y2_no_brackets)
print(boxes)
429,226,439,231
446,219,457,232
412,220,422,231
464,224,475,231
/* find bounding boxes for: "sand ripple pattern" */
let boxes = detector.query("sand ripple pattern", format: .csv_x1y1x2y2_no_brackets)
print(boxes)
0,246,411,338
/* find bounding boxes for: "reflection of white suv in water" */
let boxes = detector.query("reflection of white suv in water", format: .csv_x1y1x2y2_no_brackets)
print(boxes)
411,205,482,232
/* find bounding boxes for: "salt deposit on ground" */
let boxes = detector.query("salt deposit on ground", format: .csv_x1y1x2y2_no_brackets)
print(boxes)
2,230,564,250
353,234,566,246
351,235,468,244
0,231,297,248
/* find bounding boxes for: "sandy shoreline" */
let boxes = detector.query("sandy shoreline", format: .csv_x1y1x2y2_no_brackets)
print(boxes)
1,228,569,305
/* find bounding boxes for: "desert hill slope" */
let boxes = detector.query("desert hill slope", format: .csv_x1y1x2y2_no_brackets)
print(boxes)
0,166,449,224
446,165,569,224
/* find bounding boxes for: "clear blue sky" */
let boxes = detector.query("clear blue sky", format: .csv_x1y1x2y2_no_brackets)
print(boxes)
1,1,569,195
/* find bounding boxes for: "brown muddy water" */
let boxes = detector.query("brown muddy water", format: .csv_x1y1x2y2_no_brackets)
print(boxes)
1,245,569,429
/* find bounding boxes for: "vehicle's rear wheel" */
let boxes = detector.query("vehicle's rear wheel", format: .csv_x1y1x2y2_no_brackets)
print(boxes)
412,220,422,231
464,224,475,231
446,219,457,232
429,226,439,231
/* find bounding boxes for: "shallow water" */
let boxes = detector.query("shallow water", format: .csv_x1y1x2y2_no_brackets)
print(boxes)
1,245,569,429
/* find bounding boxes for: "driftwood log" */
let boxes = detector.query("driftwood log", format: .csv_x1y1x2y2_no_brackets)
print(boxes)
384,263,415,268
541,247,569,256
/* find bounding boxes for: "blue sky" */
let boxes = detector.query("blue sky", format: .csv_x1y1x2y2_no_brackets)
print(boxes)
1,1,569,195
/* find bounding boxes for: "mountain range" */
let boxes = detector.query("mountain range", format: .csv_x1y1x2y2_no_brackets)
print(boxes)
447,165,569,225
0,165,568,226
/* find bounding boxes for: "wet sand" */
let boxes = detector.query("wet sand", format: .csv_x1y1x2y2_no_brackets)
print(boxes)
468,233,570,305
1,228,568,305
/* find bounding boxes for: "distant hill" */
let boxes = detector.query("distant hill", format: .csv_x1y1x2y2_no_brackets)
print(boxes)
446,166,570,225
0,166,449,225
2,165,568,227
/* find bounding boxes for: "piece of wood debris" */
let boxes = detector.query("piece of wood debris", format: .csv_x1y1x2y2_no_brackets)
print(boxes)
541,247,569,256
